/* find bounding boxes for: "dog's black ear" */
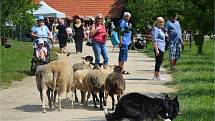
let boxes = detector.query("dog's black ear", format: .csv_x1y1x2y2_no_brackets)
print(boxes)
173,96,178,102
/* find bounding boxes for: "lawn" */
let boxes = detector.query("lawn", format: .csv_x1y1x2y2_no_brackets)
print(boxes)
142,39,214,121
0,40,58,88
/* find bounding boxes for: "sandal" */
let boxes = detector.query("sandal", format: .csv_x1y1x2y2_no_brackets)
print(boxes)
122,71,130,75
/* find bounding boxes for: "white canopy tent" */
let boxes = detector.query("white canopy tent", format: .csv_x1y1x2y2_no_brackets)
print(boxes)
33,1,65,18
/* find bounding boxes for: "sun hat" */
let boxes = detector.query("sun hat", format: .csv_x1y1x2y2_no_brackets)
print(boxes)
37,15,44,21
38,38,44,44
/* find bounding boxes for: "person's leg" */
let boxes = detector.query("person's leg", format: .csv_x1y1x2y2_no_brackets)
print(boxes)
92,42,101,64
101,44,109,68
118,44,128,73
63,38,67,53
119,61,125,72
154,49,164,79
74,37,78,53
80,39,83,53
154,49,160,77
173,59,177,69
173,42,181,69
169,44,175,70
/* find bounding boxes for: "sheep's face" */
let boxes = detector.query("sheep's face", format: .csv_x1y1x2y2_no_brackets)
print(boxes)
55,52,71,60
113,66,122,73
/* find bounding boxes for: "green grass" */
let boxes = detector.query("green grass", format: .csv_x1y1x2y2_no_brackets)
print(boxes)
0,40,58,88
141,40,215,121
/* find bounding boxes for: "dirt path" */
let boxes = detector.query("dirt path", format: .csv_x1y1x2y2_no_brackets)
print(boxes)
0,41,175,121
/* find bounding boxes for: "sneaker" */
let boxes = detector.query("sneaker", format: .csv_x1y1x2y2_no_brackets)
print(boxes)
152,75,158,80
156,76,166,81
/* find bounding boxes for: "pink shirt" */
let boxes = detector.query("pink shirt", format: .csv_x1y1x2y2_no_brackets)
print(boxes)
92,24,107,44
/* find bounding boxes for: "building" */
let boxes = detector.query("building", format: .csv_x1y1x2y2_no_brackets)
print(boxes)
34,0,124,20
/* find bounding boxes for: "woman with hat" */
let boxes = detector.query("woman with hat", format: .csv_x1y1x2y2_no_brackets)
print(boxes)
31,15,52,46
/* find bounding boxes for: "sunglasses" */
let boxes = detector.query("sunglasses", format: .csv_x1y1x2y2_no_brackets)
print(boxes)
98,18,103,19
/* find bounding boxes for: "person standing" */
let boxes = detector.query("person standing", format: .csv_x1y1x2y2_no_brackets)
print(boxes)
84,23,90,41
90,14,109,69
57,18,67,53
151,17,166,80
118,12,132,74
52,19,59,43
165,11,183,70
74,18,84,53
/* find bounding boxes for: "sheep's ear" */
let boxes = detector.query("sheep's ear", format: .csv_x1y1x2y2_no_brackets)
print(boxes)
67,52,71,57
54,52,60,56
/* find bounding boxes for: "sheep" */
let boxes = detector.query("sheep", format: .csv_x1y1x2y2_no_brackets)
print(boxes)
73,69,90,104
82,65,113,110
35,65,54,110
72,56,94,102
35,52,74,113
104,65,126,110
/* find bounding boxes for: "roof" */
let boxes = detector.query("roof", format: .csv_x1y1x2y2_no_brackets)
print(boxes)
34,0,124,18
33,1,65,18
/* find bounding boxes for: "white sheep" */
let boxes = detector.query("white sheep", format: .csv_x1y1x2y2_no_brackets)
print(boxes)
35,52,74,113
72,69,90,103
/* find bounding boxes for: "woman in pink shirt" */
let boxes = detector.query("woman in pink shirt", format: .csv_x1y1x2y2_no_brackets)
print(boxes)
90,14,109,69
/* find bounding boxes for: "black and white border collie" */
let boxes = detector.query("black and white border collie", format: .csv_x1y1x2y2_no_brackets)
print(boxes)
105,92,181,121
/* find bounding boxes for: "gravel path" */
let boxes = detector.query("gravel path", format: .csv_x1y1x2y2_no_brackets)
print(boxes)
0,41,175,121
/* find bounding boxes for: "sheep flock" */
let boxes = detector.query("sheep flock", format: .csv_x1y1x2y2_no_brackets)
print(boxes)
35,53,126,113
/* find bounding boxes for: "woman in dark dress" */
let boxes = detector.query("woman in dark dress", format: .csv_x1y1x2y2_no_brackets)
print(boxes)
74,18,84,53
57,18,67,53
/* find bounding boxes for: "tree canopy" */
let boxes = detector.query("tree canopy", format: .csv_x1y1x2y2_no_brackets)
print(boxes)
0,0,37,37
124,0,213,34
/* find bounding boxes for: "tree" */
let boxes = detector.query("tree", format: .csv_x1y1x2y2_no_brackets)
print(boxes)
181,0,213,34
124,0,184,31
0,0,37,38
124,0,213,54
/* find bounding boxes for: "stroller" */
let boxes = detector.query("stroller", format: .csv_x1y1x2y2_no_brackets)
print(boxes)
30,37,52,75
134,31,146,49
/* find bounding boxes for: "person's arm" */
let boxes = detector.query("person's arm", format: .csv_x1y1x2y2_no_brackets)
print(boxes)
177,21,183,44
30,27,37,38
151,27,159,56
119,20,125,47
35,49,40,58
90,24,99,36
43,47,48,56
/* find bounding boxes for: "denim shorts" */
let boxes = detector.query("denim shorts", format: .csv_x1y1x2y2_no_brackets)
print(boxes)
118,44,128,62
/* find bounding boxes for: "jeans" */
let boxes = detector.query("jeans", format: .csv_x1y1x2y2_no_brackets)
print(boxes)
92,41,108,65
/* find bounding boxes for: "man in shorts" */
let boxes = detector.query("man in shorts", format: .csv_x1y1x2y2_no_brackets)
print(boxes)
118,12,132,74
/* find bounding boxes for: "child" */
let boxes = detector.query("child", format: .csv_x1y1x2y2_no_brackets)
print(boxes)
36,39,48,61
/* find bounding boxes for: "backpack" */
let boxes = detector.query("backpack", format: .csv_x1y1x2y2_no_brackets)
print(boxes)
111,31,120,46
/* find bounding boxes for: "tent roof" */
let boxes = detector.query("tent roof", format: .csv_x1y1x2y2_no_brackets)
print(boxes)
33,1,65,18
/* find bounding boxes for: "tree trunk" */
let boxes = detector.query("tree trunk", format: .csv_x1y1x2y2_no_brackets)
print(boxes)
194,34,204,55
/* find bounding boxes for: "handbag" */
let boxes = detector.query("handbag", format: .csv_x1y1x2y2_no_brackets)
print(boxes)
86,39,92,46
